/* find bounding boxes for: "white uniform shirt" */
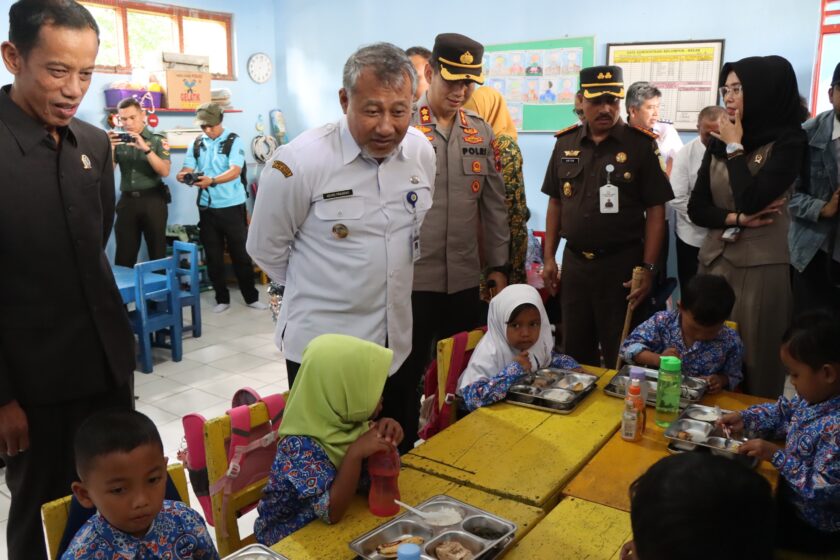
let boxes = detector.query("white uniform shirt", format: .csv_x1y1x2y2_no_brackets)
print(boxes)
668,137,708,247
247,117,436,373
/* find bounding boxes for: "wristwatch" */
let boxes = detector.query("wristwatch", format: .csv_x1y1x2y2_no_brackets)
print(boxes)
640,262,657,273
210,177,217,187
725,142,744,155
143,148,152,155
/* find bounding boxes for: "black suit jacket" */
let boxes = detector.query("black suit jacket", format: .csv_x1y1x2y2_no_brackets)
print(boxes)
0,86,135,407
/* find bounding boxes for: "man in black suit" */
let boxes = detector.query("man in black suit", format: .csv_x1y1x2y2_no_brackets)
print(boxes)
0,2,135,558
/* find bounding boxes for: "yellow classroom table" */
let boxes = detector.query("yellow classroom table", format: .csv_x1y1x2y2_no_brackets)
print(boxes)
402,366,624,509
271,467,545,559
563,389,779,512
505,496,632,560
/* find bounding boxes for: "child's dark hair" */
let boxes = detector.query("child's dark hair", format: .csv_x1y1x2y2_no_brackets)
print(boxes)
782,310,840,370
74,409,163,477
629,453,775,560
507,303,538,324
680,274,735,326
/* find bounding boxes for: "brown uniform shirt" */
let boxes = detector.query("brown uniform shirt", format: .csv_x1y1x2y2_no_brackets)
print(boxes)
411,92,510,293
541,121,673,251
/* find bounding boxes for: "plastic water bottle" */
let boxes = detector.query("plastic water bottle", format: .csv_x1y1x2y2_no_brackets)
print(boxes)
655,356,682,428
628,366,649,404
621,378,643,441
397,543,422,560
368,449,400,517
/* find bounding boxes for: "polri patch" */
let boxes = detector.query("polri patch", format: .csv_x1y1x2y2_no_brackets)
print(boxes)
323,189,353,200
272,160,293,177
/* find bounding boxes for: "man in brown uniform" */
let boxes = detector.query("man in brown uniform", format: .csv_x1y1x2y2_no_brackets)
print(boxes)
382,33,510,452
541,66,673,367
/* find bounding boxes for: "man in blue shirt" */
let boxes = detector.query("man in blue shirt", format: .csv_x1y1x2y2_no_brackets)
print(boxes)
177,103,266,312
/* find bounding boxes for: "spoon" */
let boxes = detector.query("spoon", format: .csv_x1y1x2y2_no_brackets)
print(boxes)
716,405,732,445
394,499,437,521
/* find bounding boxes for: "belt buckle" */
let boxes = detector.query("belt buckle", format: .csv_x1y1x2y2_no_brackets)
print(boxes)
582,251,596,260
129,191,141,198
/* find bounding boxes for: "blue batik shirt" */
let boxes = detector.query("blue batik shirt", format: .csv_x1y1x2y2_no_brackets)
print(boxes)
620,310,744,390
61,500,219,559
460,351,581,411
741,394,840,533
254,435,335,546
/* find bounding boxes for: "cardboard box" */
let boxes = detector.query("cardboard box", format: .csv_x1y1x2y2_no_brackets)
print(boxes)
164,70,211,109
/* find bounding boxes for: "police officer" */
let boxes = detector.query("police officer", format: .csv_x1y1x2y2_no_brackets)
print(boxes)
177,103,266,313
109,97,171,267
541,66,673,367
383,33,510,453
247,42,435,388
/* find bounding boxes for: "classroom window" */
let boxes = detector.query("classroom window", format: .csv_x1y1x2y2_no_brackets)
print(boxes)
812,0,840,115
80,1,235,80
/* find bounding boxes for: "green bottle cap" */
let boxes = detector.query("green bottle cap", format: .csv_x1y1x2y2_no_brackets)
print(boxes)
660,356,681,372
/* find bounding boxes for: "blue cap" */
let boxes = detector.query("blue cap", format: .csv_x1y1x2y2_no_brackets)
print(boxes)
397,543,422,560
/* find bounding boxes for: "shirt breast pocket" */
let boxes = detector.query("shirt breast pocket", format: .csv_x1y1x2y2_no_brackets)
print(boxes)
313,196,365,221
556,163,583,199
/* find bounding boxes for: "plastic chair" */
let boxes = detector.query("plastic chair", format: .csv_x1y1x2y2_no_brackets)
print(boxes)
41,463,189,560
204,401,282,556
419,327,487,440
173,240,202,338
130,257,183,373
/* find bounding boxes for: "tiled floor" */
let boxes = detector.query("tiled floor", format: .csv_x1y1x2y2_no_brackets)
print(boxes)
0,290,284,559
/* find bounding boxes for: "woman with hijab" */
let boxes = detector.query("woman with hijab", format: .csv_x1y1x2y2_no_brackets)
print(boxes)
688,56,808,398
464,86,528,291
254,334,403,545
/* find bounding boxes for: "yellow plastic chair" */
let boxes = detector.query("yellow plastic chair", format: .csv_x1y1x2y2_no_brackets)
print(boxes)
41,462,189,560
204,401,276,557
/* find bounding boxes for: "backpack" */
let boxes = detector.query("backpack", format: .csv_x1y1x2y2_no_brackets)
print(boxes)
192,132,250,195
178,387,285,531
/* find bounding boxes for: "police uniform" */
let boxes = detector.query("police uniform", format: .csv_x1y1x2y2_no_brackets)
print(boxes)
113,125,170,266
247,118,436,386
541,66,673,367
382,33,510,453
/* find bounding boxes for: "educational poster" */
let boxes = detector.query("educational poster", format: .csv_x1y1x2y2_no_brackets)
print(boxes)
484,37,595,132
606,40,725,131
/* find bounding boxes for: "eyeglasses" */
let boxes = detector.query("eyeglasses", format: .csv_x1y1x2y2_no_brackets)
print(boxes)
718,84,743,98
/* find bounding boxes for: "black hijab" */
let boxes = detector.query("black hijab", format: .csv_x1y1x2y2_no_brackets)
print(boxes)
717,55,808,153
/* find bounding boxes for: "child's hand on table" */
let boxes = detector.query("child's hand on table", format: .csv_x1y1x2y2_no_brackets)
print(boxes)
706,373,728,394
738,439,782,462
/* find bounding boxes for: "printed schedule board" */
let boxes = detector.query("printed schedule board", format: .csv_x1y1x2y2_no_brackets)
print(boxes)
607,40,725,131
483,36,595,132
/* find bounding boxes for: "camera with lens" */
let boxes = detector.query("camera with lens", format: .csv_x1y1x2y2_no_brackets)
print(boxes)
117,132,134,143
182,171,205,186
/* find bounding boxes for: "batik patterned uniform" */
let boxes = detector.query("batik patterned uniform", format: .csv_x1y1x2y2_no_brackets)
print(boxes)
461,352,580,411
254,436,335,545
740,395,840,533
620,310,743,390
61,500,218,559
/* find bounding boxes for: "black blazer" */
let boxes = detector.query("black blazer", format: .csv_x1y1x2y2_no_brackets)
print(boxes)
0,86,134,407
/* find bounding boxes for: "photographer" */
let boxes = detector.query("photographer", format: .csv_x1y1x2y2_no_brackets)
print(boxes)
109,97,171,267
177,103,266,312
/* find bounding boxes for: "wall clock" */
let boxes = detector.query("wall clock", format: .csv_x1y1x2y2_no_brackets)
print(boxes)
247,52,273,84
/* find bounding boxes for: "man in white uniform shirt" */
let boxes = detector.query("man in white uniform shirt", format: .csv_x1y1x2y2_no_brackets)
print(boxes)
668,106,723,290
247,43,436,388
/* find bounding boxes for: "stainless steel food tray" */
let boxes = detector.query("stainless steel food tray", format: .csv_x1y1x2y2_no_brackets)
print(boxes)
603,365,708,408
349,494,517,560
663,404,759,469
505,368,598,414
222,543,290,559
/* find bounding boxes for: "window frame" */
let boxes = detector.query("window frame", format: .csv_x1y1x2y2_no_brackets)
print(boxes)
81,0,235,80
812,0,840,116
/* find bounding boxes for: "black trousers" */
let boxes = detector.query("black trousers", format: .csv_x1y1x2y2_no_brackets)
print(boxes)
4,383,132,560
382,288,483,454
561,244,644,368
675,234,700,295
114,191,168,267
286,359,301,391
792,249,840,318
198,204,258,305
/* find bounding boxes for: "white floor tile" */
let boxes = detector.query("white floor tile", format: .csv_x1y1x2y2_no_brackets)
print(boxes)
209,353,271,374
0,481,8,498
133,372,161,386
223,334,272,352
0,520,7,560
0,490,9,522
168,364,231,388
195,374,266,399
184,344,240,364
136,402,179,425
135,377,190,403
241,363,287,386
245,343,284,361
193,400,233,422
151,358,204,378
157,419,186,458
153,389,225,418
258,380,290,395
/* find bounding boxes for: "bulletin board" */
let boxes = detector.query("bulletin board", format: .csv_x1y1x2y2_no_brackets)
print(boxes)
606,40,725,131
484,36,595,132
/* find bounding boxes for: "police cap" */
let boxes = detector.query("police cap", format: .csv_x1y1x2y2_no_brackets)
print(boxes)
580,65,625,99
432,33,485,84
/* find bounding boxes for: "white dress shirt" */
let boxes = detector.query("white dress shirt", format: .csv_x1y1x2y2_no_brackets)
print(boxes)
247,117,436,373
668,137,708,247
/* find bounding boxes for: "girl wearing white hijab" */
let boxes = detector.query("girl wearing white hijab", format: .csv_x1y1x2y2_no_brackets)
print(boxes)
457,284,581,411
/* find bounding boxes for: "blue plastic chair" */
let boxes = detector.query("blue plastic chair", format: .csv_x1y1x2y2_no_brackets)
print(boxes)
173,240,202,338
130,257,183,373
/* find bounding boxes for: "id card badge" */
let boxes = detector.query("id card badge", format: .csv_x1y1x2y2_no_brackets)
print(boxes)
411,225,421,262
599,163,619,214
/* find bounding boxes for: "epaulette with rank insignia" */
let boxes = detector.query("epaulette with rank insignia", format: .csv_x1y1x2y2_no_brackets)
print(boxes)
554,123,580,138
630,125,659,140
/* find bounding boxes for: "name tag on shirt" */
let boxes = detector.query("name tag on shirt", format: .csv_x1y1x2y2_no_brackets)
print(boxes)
323,189,354,200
